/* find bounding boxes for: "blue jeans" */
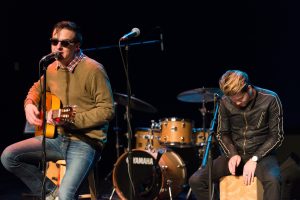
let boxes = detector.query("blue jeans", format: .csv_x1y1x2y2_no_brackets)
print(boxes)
1,134,101,200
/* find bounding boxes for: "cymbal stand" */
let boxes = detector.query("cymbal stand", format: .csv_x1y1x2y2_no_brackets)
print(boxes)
199,99,207,158
200,94,219,200
161,165,174,200
109,188,115,200
185,99,208,200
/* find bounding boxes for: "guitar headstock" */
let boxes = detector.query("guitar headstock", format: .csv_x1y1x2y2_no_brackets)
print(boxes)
53,105,77,124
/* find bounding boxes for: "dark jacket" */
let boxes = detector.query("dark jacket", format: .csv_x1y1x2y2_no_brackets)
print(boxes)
216,86,284,162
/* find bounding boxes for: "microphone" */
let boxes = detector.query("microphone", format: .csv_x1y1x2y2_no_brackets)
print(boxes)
160,32,164,51
120,28,140,41
155,26,164,52
41,51,61,62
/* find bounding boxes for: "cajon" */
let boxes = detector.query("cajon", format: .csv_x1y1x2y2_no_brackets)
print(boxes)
219,175,264,200
46,160,98,200
46,161,63,186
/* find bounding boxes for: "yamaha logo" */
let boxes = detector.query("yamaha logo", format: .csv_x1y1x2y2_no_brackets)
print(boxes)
126,157,154,165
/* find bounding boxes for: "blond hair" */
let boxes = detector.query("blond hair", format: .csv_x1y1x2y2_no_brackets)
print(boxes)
219,70,249,96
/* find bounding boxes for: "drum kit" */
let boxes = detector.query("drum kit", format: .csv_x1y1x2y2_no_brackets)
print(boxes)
110,88,223,200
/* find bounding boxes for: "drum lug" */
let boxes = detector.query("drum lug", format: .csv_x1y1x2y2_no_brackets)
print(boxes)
180,136,184,142
161,165,168,170
171,126,177,132
181,122,186,128
163,136,167,142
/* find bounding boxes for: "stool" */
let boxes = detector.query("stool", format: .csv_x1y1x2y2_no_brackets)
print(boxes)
46,160,98,200
219,175,264,200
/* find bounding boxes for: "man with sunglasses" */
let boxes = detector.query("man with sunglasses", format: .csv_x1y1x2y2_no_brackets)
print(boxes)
189,70,284,200
1,21,114,200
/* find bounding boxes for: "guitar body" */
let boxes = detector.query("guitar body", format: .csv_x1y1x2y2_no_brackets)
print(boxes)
35,92,61,138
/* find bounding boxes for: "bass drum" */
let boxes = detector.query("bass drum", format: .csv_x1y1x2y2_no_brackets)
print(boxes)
112,148,187,200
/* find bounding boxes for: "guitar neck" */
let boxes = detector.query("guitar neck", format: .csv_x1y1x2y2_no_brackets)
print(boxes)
52,109,61,120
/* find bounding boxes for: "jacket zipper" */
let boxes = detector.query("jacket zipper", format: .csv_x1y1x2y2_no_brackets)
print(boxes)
243,112,248,155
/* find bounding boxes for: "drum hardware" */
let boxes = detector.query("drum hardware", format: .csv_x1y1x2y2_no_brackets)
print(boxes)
199,89,209,146
198,145,206,159
151,120,160,129
180,136,184,142
167,179,173,200
109,188,115,200
170,126,178,132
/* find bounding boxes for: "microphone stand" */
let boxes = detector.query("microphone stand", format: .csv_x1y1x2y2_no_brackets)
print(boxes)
119,39,134,200
82,39,161,53
200,94,219,200
38,58,50,200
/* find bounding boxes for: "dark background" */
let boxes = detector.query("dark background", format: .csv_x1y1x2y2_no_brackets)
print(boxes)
0,0,299,198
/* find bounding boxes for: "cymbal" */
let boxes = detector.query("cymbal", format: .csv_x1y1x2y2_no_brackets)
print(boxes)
177,88,223,103
114,92,158,113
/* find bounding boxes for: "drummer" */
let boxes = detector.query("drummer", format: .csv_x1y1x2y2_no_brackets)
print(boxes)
188,70,284,200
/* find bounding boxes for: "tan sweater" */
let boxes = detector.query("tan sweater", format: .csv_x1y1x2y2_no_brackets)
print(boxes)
24,56,115,143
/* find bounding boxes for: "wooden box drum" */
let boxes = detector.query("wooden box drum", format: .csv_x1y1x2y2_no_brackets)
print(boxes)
112,148,187,199
159,117,194,147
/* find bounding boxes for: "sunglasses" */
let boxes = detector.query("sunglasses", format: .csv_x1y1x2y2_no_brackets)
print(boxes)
50,38,75,47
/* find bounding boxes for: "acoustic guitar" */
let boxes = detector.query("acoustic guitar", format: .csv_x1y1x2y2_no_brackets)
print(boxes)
34,92,76,138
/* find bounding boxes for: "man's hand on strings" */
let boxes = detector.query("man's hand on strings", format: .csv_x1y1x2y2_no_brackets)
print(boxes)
25,104,42,126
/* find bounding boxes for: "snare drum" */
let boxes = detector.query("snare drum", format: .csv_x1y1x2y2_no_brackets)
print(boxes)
159,117,194,147
135,127,161,149
112,148,187,200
